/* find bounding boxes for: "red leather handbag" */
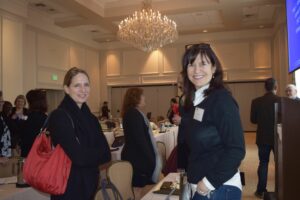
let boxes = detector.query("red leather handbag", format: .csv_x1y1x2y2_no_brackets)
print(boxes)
23,130,71,195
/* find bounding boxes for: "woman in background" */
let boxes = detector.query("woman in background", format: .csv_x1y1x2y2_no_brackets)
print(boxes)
10,95,28,148
182,43,245,200
121,88,162,199
20,89,48,158
167,98,179,123
0,101,13,157
11,95,28,120
48,67,111,200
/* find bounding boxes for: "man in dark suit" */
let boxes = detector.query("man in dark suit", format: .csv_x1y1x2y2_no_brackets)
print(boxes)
251,78,280,199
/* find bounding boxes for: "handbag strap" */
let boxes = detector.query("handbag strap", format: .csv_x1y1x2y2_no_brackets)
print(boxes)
42,109,74,130
100,179,123,200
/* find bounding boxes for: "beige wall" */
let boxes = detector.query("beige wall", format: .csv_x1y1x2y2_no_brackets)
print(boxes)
23,29,101,113
100,32,274,105
272,8,293,96
1,16,23,103
0,17,101,114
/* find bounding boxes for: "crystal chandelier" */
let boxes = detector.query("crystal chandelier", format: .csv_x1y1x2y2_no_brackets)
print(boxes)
117,0,178,52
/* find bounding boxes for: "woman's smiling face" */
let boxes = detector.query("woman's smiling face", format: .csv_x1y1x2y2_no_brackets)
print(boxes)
64,73,90,108
187,53,216,90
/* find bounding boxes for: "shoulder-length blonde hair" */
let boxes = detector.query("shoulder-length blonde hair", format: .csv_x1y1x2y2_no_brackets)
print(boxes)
121,88,143,118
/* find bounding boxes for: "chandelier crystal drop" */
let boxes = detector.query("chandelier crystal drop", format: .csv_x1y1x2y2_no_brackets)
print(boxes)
117,1,178,52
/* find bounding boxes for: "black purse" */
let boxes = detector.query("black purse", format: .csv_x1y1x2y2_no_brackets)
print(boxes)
111,136,125,148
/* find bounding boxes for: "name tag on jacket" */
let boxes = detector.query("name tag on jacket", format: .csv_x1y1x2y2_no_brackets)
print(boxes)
193,107,204,122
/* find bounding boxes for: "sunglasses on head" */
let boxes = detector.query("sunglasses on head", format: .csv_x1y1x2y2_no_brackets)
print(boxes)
185,43,211,50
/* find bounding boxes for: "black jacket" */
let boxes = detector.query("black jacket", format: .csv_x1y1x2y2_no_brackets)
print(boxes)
121,107,155,187
186,88,245,188
48,95,111,200
20,111,47,157
177,95,191,170
251,92,280,145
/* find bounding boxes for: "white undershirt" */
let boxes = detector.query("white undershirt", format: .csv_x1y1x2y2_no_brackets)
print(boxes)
193,85,242,191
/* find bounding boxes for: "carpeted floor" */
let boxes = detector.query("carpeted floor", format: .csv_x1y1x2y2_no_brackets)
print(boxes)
240,132,275,200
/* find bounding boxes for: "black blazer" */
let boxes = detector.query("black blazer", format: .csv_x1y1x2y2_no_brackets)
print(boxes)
48,95,111,200
251,92,280,145
186,89,245,188
20,111,47,157
177,95,191,170
121,107,155,187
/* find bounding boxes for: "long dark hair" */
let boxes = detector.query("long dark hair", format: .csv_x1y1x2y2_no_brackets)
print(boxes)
182,43,225,109
121,88,144,118
26,89,48,113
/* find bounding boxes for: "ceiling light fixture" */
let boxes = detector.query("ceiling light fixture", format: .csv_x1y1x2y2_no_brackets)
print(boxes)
117,0,178,52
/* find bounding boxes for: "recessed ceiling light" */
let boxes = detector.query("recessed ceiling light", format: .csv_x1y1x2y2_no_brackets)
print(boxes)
203,30,208,33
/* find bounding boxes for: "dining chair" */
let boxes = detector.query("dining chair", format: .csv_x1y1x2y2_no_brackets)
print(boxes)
156,141,167,170
107,160,134,200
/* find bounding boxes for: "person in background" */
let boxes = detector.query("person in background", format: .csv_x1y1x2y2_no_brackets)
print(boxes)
146,112,159,131
285,84,300,100
10,95,28,148
182,43,245,200
251,78,280,199
20,89,48,158
100,101,110,120
48,67,111,200
121,88,162,199
166,98,179,123
173,72,190,171
0,101,13,158
11,95,28,120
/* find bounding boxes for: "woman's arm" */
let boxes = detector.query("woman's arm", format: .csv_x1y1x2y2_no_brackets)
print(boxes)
204,93,246,189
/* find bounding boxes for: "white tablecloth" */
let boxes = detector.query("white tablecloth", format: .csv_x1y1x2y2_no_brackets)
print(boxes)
0,184,49,200
141,173,179,200
104,126,178,161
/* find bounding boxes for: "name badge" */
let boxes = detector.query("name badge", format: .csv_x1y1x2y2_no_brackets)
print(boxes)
193,107,204,122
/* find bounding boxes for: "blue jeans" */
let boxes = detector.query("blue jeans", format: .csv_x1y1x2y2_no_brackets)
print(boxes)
192,185,242,200
256,144,274,193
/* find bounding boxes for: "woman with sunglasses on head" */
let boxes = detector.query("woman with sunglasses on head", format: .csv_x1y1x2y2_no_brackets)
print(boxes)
182,43,245,200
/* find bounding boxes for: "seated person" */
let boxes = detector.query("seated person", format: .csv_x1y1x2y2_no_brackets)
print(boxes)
146,112,158,131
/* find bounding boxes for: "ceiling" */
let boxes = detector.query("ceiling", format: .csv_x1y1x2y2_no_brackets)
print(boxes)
26,0,285,44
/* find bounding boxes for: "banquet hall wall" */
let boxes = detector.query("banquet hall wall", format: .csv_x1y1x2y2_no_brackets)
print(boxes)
0,2,293,119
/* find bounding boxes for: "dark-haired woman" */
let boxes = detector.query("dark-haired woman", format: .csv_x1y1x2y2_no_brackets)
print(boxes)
48,67,111,200
121,88,162,198
182,43,245,200
20,89,48,157
0,101,13,157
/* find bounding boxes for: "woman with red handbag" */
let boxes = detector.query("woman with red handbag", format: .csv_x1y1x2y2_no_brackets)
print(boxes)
48,67,111,200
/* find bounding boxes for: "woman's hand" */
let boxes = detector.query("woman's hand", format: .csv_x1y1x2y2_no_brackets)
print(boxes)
197,180,209,195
